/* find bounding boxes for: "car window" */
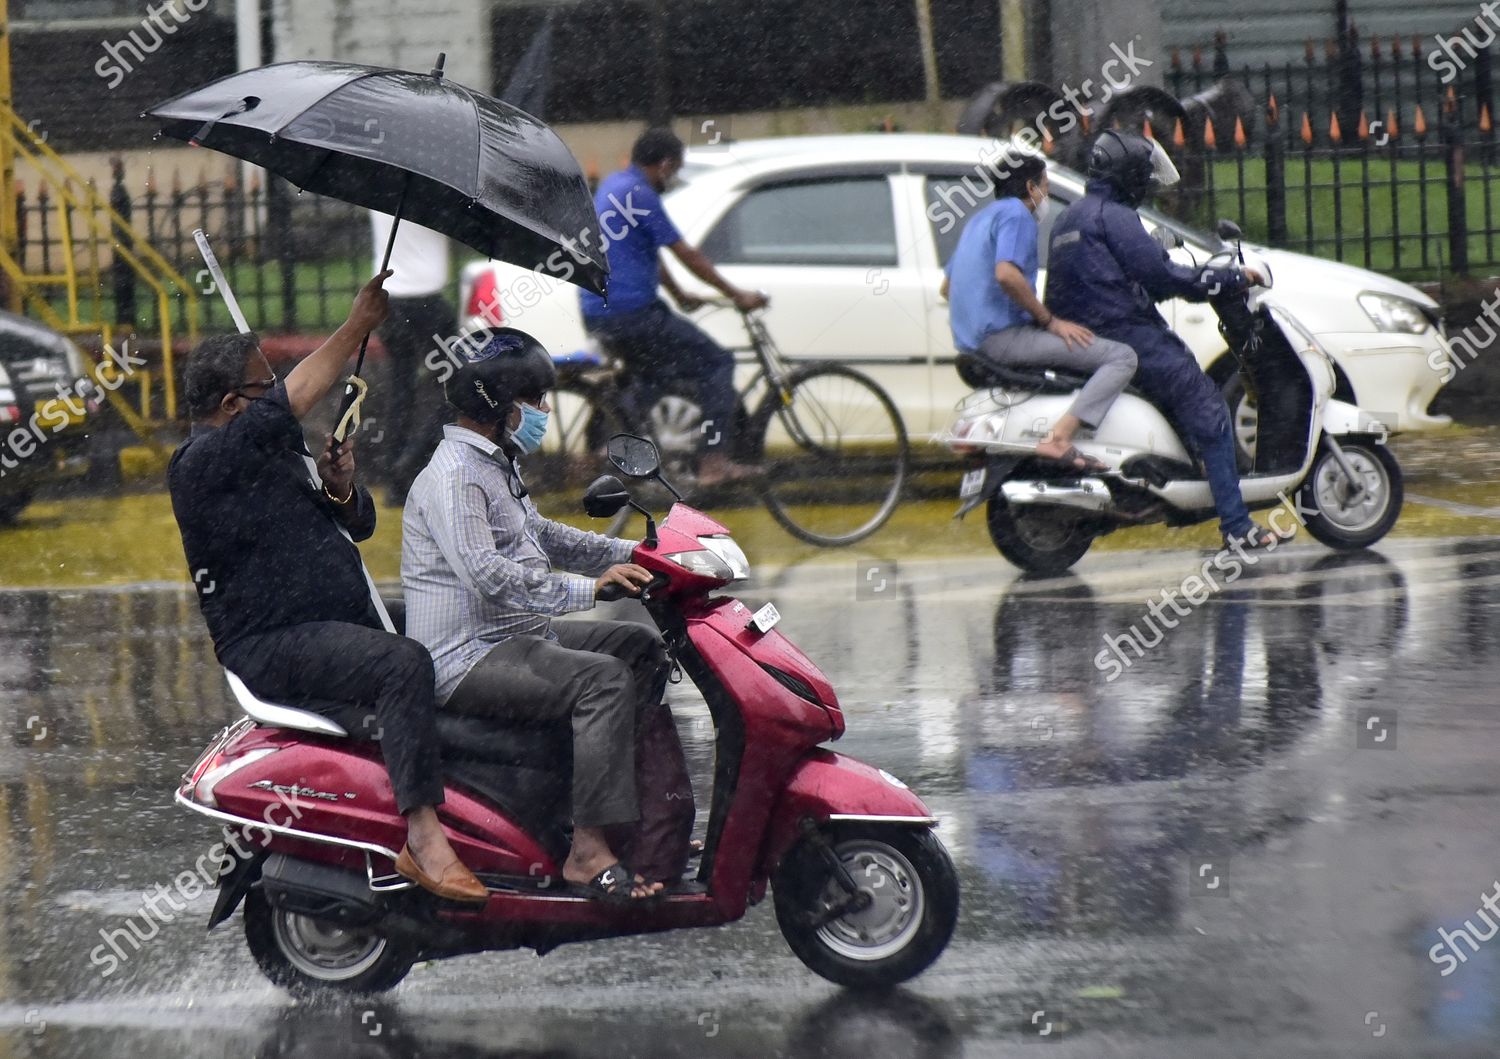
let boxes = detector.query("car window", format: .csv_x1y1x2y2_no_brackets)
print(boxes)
701,176,897,267
925,177,1070,267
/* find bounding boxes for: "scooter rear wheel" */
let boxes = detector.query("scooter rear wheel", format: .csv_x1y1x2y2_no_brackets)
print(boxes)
773,825,958,989
243,889,414,996
986,494,1096,574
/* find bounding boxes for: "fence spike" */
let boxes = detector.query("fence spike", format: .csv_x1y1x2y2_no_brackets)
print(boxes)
1042,128,1055,154
1204,116,1217,150
1300,112,1313,145
1411,33,1422,57
1357,110,1370,141
1170,47,1182,71
1080,110,1091,134
1193,45,1203,70
1414,104,1428,138
1483,103,1494,134
1143,118,1155,141
1173,116,1187,147
1267,94,1280,125
1328,111,1342,143
1386,108,1399,141
1445,85,1459,117
1324,38,1337,60
1305,39,1316,64
1233,115,1247,149
1369,34,1380,61
1390,36,1402,59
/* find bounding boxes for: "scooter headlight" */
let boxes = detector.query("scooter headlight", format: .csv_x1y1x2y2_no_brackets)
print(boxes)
664,535,751,583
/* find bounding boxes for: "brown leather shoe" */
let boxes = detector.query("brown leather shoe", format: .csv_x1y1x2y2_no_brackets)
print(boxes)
394,845,489,904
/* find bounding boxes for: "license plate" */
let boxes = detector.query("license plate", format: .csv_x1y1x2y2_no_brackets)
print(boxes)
749,602,781,634
960,468,986,499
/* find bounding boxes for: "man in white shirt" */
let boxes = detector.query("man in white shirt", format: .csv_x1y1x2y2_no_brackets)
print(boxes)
369,212,455,503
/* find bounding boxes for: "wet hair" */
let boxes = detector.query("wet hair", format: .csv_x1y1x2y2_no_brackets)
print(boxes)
183,332,262,418
632,126,685,168
992,151,1047,201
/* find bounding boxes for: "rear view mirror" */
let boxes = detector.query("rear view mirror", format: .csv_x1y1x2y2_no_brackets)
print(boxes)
1150,225,1182,251
1216,219,1243,243
582,475,631,518
607,433,661,479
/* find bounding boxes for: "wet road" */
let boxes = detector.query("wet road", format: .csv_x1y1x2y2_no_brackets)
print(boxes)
3,533,1500,1057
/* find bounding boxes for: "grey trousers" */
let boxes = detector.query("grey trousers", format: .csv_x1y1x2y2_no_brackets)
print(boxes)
444,620,668,829
977,326,1138,428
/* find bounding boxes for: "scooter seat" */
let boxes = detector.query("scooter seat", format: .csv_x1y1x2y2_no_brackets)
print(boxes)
958,356,1087,393
957,355,1147,399
434,713,573,767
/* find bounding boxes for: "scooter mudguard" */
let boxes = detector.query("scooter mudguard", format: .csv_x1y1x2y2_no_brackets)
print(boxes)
208,841,265,930
759,749,936,873
954,454,1020,519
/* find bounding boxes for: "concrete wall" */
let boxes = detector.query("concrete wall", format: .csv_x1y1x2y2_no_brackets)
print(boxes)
269,0,490,89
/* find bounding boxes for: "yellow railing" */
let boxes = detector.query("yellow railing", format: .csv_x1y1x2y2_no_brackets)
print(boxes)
0,103,198,430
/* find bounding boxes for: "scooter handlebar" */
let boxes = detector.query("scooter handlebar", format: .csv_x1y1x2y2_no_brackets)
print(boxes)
596,571,672,602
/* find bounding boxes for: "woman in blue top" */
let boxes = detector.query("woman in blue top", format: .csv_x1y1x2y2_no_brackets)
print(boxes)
941,150,1136,471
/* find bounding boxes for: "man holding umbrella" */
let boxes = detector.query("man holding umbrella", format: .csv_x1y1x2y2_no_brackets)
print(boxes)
169,274,488,905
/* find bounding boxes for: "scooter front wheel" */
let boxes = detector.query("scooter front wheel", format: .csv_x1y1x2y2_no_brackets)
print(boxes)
243,889,414,996
773,825,958,989
1295,439,1402,550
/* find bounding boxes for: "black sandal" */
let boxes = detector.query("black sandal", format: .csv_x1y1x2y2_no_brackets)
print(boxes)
1041,444,1109,473
568,862,658,905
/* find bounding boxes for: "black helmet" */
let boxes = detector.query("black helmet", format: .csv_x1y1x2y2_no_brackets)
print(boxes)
445,328,556,423
1087,130,1180,207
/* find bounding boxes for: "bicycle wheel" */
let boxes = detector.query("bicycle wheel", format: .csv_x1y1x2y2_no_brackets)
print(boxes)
753,364,908,546
526,381,627,497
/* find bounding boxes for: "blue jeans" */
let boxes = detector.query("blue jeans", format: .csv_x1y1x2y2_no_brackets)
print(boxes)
1104,322,1253,539
584,300,737,453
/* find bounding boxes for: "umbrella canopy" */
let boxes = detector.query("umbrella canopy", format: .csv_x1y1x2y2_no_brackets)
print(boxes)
145,59,608,295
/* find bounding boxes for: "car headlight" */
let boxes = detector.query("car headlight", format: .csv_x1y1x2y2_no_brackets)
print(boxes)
1358,292,1431,334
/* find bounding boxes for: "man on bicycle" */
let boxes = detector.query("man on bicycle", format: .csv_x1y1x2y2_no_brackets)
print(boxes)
581,127,767,487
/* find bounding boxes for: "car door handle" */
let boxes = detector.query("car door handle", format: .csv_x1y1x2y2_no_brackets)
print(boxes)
1184,312,1206,323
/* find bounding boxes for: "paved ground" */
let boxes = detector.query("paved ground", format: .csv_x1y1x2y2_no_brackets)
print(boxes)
2,509,1500,1055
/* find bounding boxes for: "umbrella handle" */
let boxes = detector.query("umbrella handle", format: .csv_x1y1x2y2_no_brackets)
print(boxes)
337,180,409,448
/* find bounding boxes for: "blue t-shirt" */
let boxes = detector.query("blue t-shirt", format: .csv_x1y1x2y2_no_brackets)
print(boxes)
579,166,683,319
944,197,1040,353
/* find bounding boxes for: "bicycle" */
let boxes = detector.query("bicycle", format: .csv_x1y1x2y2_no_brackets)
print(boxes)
532,302,910,547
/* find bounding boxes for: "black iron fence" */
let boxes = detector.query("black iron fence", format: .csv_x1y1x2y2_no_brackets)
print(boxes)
15,160,378,338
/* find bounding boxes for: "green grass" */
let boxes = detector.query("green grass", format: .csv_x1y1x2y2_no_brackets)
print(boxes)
1201,153,1500,280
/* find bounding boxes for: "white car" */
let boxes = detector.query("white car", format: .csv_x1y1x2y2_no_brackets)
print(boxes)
459,133,1452,441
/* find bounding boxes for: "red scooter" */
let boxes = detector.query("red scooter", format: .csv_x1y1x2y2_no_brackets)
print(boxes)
178,434,958,994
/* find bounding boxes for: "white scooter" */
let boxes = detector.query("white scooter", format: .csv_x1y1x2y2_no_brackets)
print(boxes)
939,220,1403,574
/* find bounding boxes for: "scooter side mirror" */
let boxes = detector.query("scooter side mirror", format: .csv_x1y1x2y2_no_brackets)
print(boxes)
582,475,632,518
1216,219,1243,244
607,433,662,480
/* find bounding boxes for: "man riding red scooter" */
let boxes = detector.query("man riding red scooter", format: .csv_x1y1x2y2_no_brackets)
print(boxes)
178,433,959,994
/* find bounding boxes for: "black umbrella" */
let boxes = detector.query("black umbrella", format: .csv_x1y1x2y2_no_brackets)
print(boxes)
147,56,606,295
146,57,608,433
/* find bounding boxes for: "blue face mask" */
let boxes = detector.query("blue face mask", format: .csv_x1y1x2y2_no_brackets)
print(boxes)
508,401,549,454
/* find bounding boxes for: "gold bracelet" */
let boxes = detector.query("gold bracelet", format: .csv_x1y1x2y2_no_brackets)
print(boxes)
323,483,354,505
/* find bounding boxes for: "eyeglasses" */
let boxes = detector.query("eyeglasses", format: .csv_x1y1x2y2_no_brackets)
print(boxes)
234,372,278,401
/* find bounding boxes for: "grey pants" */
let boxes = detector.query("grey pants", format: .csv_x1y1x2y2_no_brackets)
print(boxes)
444,620,668,829
977,326,1137,428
